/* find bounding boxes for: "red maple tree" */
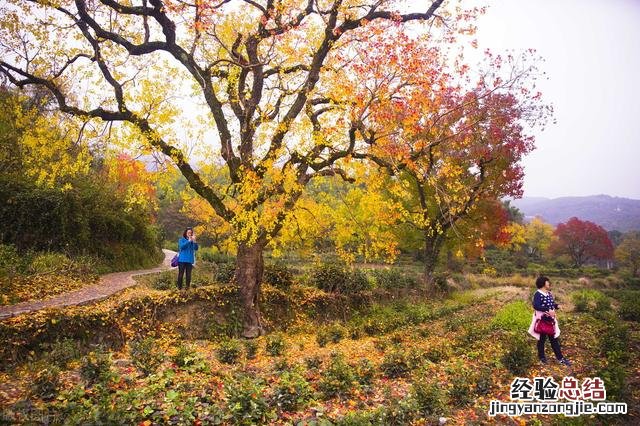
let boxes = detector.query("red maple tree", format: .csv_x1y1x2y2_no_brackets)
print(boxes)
552,217,614,267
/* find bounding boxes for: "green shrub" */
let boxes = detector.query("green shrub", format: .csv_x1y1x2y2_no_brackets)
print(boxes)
214,262,236,283
411,373,448,416
304,355,323,370
80,350,113,386
225,375,274,425
355,358,376,389
316,328,330,347
348,269,372,293
243,340,258,360
272,369,312,412
371,269,417,291
32,365,61,400
45,338,80,368
265,333,286,356
130,337,165,376
599,323,629,363
491,301,531,332
171,343,201,368
318,352,358,399
447,364,473,406
501,334,533,375
272,357,291,373
597,363,627,401
217,339,243,364
0,244,22,276
151,270,176,290
198,248,234,264
571,290,610,314
263,262,294,290
474,368,494,396
311,261,350,293
424,344,452,363
380,350,411,378
618,291,640,321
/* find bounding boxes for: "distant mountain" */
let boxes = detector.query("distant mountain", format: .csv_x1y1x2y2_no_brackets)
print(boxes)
510,195,640,232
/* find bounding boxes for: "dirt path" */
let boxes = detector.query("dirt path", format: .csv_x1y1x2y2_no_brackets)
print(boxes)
0,249,176,320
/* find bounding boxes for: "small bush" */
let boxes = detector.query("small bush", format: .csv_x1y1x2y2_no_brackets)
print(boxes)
32,365,61,400
347,269,372,293
318,352,358,399
272,357,291,373
151,270,176,290
130,337,165,376
599,323,629,363
214,262,236,284
171,343,201,368
316,328,330,347
371,269,416,291
217,339,243,364
263,262,294,290
571,290,610,314
411,373,448,416
355,358,376,389
80,351,113,386
0,244,22,277
304,355,323,370
311,261,350,293
597,363,627,401
265,333,286,356
46,338,80,368
491,300,531,332
244,340,258,360
447,364,473,406
380,350,411,378
272,369,312,412
424,344,452,363
501,334,533,375
618,291,640,321
27,252,70,275
474,368,494,396
225,375,274,425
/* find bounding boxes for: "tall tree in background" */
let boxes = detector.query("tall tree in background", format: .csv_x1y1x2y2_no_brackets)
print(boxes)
523,217,555,260
347,37,552,281
0,0,452,337
615,231,640,277
551,217,614,267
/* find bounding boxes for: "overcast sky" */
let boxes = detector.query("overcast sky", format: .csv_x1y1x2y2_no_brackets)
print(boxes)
467,0,640,200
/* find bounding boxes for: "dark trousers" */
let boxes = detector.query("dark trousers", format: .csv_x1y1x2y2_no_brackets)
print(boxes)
177,262,193,289
537,333,564,361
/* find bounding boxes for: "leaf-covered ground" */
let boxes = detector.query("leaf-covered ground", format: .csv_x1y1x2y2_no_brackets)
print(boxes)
0,280,638,425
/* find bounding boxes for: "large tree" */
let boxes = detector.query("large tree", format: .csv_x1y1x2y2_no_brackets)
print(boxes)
551,217,614,267
0,0,450,337
615,231,640,277
345,39,552,280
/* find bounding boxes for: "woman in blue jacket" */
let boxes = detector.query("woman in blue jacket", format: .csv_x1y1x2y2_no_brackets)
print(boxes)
177,227,198,290
528,276,571,366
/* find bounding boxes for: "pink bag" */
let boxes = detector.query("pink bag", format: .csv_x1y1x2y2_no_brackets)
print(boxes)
534,314,555,336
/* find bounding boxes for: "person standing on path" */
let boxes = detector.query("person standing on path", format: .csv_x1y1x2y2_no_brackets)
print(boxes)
177,227,198,290
528,275,571,367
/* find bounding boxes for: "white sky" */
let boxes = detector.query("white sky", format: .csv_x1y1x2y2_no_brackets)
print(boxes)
467,0,640,199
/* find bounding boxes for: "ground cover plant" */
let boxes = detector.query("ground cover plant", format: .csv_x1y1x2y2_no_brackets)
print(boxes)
1,272,638,425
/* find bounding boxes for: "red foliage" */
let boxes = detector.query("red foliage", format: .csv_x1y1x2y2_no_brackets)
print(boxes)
552,217,614,266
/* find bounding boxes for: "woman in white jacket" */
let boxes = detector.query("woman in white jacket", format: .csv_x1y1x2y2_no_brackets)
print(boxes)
528,276,571,366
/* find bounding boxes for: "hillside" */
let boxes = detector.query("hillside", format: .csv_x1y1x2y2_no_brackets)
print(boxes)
511,195,640,232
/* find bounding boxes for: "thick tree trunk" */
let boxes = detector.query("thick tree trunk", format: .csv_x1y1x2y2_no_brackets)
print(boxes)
423,234,443,293
236,241,265,338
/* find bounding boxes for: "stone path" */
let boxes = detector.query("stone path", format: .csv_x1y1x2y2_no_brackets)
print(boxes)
0,249,176,320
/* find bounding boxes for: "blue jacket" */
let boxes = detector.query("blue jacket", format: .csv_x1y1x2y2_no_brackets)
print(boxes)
533,290,559,312
178,237,199,264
